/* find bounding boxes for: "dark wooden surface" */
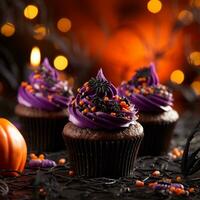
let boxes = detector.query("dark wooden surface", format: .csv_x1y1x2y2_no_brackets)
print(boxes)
1,102,200,200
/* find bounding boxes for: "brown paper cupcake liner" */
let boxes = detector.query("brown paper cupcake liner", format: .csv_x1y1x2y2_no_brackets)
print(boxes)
64,136,143,178
138,121,177,156
19,116,67,153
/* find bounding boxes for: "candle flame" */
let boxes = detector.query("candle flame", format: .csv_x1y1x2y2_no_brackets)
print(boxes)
30,46,41,67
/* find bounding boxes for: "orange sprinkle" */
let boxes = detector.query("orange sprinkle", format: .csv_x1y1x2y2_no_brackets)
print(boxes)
82,108,89,114
169,186,176,192
29,89,34,93
148,182,157,188
71,99,76,105
114,95,120,100
68,170,75,177
84,82,88,87
142,82,147,87
58,158,66,165
39,154,45,160
125,90,131,96
21,81,28,87
120,101,128,108
85,86,90,91
30,153,37,159
149,88,154,94
26,85,33,90
91,107,96,112
48,95,53,102
133,88,140,94
175,188,184,195
122,108,130,112
104,96,109,101
181,190,186,195
110,112,116,117
135,180,144,187
79,100,84,106
138,77,146,82
189,187,195,193
176,176,182,182
152,170,160,177
172,148,181,157
33,74,40,79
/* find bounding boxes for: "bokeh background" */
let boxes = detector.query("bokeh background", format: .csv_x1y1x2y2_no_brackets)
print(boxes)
0,0,200,118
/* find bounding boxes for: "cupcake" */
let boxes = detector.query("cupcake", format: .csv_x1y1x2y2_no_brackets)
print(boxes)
63,69,143,178
15,58,73,152
118,63,179,156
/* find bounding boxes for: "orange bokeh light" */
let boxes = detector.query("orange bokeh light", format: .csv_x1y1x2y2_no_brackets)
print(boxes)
1,22,15,37
57,18,72,33
170,70,185,84
33,25,48,40
147,0,162,14
191,81,200,95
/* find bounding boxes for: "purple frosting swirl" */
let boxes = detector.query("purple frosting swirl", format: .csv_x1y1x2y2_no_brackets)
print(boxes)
68,69,137,129
17,58,73,111
118,63,173,113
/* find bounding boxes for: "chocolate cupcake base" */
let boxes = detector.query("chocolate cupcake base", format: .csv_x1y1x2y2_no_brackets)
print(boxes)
138,122,177,156
19,117,66,153
138,109,179,156
63,122,144,178
15,104,68,153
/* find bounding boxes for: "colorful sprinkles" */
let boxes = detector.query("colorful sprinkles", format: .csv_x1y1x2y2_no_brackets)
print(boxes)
29,153,197,197
120,65,173,99
20,60,73,106
75,78,133,119
29,153,56,168
134,170,197,196
168,147,184,160
122,81,172,99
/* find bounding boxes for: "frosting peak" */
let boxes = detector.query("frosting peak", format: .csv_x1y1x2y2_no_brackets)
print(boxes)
17,58,73,111
96,68,106,81
132,63,159,87
118,63,173,113
68,69,137,129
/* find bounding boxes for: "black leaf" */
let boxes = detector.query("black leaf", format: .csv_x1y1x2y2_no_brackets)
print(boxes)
181,121,200,176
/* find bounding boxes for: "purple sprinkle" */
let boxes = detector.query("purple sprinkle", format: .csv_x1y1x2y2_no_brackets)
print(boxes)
29,159,42,168
29,159,57,169
171,183,184,189
41,159,57,168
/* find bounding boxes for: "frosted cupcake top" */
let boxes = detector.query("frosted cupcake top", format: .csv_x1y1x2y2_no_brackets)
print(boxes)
68,69,137,129
18,58,73,111
118,63,173,113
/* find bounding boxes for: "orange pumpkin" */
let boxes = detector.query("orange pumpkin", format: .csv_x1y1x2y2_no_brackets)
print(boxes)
0,118,27,176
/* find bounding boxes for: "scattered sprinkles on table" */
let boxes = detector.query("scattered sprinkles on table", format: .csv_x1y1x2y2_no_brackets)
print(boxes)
134,170,197,196
168,147,184,159
29,153,56,168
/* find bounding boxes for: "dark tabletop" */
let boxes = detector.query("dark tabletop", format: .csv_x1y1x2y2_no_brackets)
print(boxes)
1,102,200,200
